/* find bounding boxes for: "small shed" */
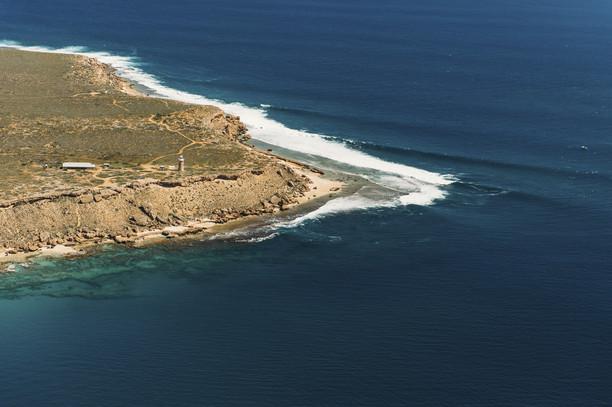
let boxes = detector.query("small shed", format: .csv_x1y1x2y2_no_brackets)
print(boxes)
62,162,96,170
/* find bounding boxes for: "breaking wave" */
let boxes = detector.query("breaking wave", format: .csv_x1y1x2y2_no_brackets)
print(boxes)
0,40,455,226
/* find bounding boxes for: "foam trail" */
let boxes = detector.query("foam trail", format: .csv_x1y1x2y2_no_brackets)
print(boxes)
212,193,395,243
282,194,397,228
0,40,455,212
235,232,280,244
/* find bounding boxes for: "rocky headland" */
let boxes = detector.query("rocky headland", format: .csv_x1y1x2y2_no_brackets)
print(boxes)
0,48,345,265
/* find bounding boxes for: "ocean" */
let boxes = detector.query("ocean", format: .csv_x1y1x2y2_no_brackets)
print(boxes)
1,0,612,405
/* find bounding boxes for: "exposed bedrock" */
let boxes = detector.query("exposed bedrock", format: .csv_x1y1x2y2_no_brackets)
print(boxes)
0,164,310,252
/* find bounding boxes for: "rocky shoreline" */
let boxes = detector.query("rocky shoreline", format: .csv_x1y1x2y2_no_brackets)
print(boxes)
0,159,346,265
0,48,348,267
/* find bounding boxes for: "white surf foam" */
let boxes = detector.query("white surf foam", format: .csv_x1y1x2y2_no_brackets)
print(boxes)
0,40,455,221
282,194,398,228
235,232,279,243
211,193,395,243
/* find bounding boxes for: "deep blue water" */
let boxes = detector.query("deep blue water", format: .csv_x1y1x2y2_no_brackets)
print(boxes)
1,0,612,405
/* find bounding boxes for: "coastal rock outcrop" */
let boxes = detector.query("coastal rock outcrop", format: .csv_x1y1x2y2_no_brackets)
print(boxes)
0,164,311,252
0,47,343,263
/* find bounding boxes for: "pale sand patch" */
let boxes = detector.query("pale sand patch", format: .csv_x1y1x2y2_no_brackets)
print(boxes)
120,81,146,97
39,244,79,257
1,244,82,269
133,220,215,243
285,163,344,206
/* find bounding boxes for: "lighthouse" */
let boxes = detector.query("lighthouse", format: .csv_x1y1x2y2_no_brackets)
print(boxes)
178,155,185,172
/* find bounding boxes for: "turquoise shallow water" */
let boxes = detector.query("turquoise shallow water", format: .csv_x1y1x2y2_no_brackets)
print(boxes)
1,0,612,405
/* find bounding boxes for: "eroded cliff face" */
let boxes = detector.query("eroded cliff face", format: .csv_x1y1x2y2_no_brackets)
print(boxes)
63,55,130,93
0,164,311,252
0,48,323,256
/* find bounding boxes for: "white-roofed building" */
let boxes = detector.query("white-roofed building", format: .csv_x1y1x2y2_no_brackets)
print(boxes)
62,162,96,170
